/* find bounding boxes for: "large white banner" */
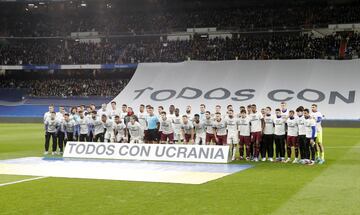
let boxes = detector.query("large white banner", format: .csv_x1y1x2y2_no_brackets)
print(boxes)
111,60,360,119
64,142,231,163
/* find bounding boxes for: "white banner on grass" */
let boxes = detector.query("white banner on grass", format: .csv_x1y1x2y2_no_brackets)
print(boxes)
64,142,230,163
110,60,360,119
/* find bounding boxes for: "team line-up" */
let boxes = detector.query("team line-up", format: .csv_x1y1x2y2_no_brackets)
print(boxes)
43,102,325,165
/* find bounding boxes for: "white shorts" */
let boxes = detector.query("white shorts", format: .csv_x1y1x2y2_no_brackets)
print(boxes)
113,133,126,143
173,131,184,141
195,133,206,145
130,137,143,144
227,133,239,144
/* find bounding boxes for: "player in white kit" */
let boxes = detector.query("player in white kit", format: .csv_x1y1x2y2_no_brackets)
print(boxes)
225,109,239,160
43,104,55,122
137,104,148,142
311,104,325,164
238,106,246,118
168,105,176,121
181,115,194,144
199,104,206,122
280,102,289,120
62,113,76,145
127,116,144,143
304,108,317,165
56,106,66,151
120,104,128,121
296,106,307,164
78,110,90,142
238,109,251,160
249,104,264,161
280,102,289,153
159,111,174,144
111,116,128,143
112,115,127,143
87,109,95,142
273,108,286,162
215,105,222,115
98,103,110,119
185,105,193,122
262,107,274,162
172,108,183,143
157,106,164,142
109,101,120,120
193,114,206,145
204,111,216,145
92,111,105,142
286,110,299,163
246,105,252,115
44,111,60,155
213,112,227,146
225,105,234,119
211,105,222,119
102,114,113,142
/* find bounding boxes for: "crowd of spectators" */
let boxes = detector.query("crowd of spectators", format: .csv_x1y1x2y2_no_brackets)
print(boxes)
345,33,360,58
1,32,358,65
1,32,358,98
1,1,360,97
0,79,129,97
0,1,360,36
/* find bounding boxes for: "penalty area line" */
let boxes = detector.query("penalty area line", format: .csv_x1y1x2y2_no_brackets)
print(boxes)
0,176,48,187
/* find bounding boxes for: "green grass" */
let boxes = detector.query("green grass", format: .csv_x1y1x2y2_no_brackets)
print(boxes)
0,123,359,215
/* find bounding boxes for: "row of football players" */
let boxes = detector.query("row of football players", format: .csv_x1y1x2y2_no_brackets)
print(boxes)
43,110,142,155
101,101,324,165
43,102,324,165
142,103,323,165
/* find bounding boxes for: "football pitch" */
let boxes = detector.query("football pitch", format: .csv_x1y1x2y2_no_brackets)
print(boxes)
0,123,359,215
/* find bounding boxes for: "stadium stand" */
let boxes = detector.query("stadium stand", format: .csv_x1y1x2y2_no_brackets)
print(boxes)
0,0,360,36
0,79,129,97
1,32,360,65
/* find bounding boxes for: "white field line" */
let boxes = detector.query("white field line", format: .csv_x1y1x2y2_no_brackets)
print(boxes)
0,176,48,187
326,146,360,149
